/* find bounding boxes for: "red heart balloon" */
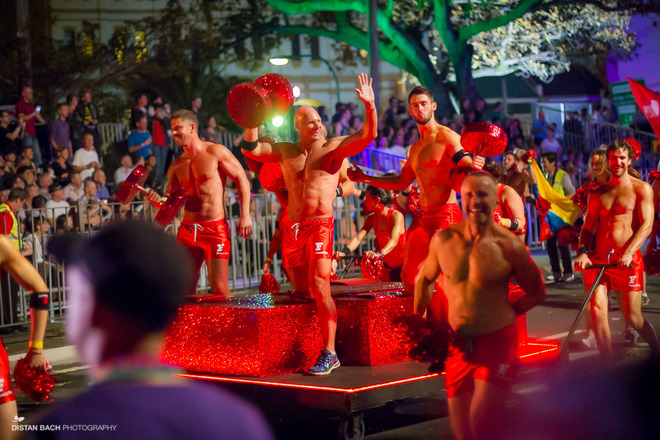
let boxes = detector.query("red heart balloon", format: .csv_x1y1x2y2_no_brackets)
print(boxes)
227,82,272,128
460,122,508,157
254,74,294,116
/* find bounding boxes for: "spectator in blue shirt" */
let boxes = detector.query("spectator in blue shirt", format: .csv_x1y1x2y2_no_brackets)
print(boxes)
128,115,152,159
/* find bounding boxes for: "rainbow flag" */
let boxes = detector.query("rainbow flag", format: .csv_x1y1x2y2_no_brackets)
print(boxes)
530,160,580,242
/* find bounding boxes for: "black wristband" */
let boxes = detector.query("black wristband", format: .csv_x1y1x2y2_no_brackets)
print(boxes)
239,138,258,151
29,291,50,310
341,245,351,255
359,191,366,201
508,219,519,231
401,191,410,196
451,150,473,165
336,186,344,197
578,246,589,256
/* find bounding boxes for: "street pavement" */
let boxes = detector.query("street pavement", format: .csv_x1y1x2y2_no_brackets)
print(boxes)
5,249,660,439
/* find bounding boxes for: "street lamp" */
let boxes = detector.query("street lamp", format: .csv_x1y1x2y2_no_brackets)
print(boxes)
268,54,341,103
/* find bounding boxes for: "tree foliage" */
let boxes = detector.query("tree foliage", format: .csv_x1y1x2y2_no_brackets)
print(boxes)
264,0,654,116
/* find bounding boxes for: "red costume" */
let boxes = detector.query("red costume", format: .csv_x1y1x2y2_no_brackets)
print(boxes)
177,219,231,260
584,248,644,291
285,217,334,268
444,325,519,398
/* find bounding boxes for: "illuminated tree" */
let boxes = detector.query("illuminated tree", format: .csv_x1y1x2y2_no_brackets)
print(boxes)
265,0,656,116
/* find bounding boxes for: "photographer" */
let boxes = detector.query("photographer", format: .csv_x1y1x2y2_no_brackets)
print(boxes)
0,110,22,156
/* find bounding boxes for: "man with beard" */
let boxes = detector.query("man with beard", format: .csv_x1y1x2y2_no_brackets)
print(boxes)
575,140,659,363
348,86,484,292
148,110,252,298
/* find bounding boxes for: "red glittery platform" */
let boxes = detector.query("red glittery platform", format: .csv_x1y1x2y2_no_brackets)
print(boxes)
162,294,323,377
336,291,413,366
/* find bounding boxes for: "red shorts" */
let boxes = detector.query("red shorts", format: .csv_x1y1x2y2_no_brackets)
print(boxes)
177,219,231,260
445,325,519,398
583,248,644,291
280,216,297,269
285,217,334,268
402,203,462,286
0,340,16,404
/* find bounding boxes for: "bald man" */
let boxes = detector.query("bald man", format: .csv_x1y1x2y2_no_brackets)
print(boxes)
241,73,377,375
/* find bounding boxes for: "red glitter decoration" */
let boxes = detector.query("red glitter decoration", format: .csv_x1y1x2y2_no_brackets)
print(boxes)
336,291,413,366
644,248,660,275
397,313,450,373
572,181,602,211
227,82,271,128
361,252,384,280
460,122,508,157
254,74,294,116
648,169,660,185
259,162,286,192
492,207,502,226
521,149,537,164
13,358,57,402
623,137,642,161
162,294,323,377
407,185,422,218
259,271,280,293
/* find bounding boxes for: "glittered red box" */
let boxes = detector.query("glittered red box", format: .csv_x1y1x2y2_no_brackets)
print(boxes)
161,294,323,377
335,291,413,366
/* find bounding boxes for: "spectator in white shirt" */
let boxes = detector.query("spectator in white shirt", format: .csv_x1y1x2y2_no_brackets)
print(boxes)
63,171,84,203
72,133,101,180
114,154,134,186
45,183,70,228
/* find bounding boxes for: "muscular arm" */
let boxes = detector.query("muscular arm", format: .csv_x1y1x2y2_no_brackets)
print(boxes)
241,127,283,163
331,73,378,159
218,146,253,238
348,162,416,191
500,186,526,236
381,210,405,256
338,158,356,196
626,182,654,256
506,238,546,315
575,192,600,269
414,232,444,314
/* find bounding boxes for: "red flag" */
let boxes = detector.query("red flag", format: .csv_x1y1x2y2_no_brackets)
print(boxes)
626,76,660,141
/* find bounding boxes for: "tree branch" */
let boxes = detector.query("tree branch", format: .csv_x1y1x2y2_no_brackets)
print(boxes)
264,0,366,15
459,0,542,43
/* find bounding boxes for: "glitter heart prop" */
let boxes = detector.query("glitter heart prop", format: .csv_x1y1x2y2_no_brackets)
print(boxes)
460,122,508,157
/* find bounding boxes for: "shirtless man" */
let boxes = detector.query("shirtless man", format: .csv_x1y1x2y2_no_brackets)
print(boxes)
348,86,483,291
0,235,50,438
149,110,252,298
414,172,546,440
574,140,659,363
241,73,376,375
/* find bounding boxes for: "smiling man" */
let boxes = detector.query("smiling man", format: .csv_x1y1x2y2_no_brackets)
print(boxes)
575,139,659,363
414,171,546,440
148,110,252,298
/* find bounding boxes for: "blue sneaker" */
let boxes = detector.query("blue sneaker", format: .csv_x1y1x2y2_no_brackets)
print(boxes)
306,349,340,375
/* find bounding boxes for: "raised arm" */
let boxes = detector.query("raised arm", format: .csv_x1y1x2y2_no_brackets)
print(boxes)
414,232,443,314
241,127,283,163
218,146,253,238
332,73,378,159
347,161,416,192
499,185,526,239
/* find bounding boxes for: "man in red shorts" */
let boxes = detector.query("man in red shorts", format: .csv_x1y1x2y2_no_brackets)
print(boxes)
149,110,252,297
348,86,483,292
242,73,376,375
0,235,50,438
574,139,659,363
414,172,546,440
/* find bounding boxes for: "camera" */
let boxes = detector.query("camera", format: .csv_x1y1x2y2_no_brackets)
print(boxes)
36,106,42,112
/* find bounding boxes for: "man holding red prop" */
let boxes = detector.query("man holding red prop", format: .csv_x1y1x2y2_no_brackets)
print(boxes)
149,110,252,298
348,86,484,292
241,73,377,375
414,172,546,440
574,139,659,363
